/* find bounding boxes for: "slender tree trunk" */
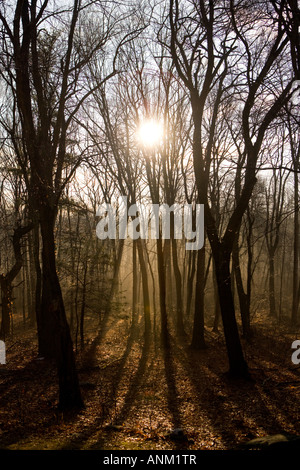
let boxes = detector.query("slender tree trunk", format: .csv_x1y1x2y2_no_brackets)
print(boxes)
191,245,206,349
232,236,252,340
212,260,221,332
0,279,12,340
279,222,287,319
136,238,151,342
25,233,34,324
131,239,138,334
33,223,42,355
157,236,169,348
146,247,158,348
172,237,184,334
164,239,173,313
170,213,184,335
0,224,33,339
80,262,88,349
292,166,299,326
103,238,125,319
70,287,74,334
67,205,75,334
268,251,277,318
186,250,196,320
22,264,26,325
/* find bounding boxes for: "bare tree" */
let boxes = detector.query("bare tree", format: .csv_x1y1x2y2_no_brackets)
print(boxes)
0,0,143,409
166,0,294,377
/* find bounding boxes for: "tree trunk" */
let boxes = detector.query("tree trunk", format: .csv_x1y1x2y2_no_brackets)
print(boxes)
213,246,249,378
191,245,206,349
39,207,83,409
268,252,277,318
33,223,43,355
292,165,299,326
186,250,196,320
279,222,287,319
232,236,252,340
25,231,35,324
131,239,138,334
136,238,151,342
157,236,169,348
80,262,88,350
164,238,173,313
103,239,124,319
212,260,221,332
0,224,33,339
0,279,12,339
170,213,184,335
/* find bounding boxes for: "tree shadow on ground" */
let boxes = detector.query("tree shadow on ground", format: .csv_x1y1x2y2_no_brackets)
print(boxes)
174,332,298,448
79,313,116,370
59,327,145,450
162,342,191,450
112,337,150,426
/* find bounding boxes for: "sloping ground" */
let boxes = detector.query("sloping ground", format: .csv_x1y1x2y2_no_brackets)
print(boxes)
0,314,300,450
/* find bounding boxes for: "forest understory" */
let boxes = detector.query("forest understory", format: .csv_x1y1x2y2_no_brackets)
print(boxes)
1,312,300,451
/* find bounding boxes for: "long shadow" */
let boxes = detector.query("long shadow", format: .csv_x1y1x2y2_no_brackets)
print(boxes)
162,338,190,450
0,315,142,450
80,311,142,370
163,343,181,428
174,336,249,447
174,333,294,449
59,325,140,450
112,336,150,427
246,328,299,376
84,336,151,450
79,312,116,370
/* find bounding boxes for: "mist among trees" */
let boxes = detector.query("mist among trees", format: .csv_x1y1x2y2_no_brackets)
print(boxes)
0,0,299,452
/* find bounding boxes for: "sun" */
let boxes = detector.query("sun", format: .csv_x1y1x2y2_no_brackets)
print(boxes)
136,119,163,148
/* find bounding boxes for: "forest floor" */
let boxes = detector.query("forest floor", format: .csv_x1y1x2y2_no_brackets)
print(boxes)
1,311,300,451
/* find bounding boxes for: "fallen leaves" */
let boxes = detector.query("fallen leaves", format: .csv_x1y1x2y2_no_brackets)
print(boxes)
1,317,300,450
